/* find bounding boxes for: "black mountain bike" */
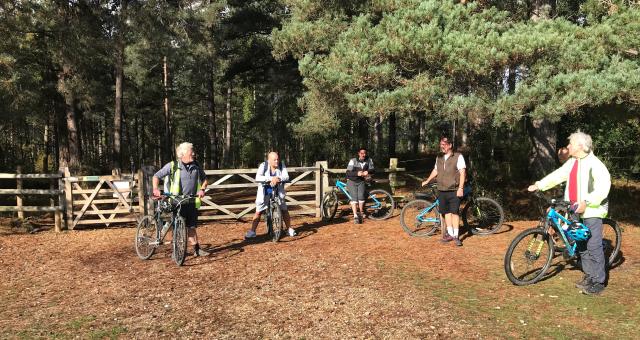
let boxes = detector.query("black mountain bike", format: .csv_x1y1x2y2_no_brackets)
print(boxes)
262,180,289,242
134,193,193,266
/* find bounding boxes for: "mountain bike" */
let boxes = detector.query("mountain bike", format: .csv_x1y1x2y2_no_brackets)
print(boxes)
399,183,504,237
261,180,288,242
321,179,395,221
134,193,193,266
504,193,622,286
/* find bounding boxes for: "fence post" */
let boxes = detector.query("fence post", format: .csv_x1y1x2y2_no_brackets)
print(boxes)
63,167,74,230
315,161,328,218
56,169,65,231
16,166,24,219
137,169,146,216
388,158,398,194
51,174,60,232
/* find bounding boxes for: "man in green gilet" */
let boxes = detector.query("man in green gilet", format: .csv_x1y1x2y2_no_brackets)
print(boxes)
152,142,209,257
422,136,466,246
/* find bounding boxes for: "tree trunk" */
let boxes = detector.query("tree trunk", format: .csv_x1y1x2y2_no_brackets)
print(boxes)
63,86,80,170
223,83,232,167
527,0,557,179
206,64,218,169
419,113,427,153
528,119,557,178
163,55,172,163
374,114,383,156
358,118,369,151
43,114,51,173
388,113,396,157
113,38,124,171
409,114,419,155
113,0,128,172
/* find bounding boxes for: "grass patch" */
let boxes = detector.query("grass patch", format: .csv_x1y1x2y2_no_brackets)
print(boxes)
88,326,128,340
385,262,640,339
68,315,97,331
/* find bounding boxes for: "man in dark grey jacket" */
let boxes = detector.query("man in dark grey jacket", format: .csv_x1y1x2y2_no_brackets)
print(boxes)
346,147,374,224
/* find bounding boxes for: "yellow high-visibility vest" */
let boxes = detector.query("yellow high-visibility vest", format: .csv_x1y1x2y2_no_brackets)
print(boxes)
165,161,201,209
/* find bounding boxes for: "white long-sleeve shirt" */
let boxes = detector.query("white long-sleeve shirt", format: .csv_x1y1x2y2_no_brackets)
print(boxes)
255,161,289,205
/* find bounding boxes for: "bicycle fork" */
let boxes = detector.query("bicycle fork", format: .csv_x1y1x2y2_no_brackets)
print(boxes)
525,234,546,260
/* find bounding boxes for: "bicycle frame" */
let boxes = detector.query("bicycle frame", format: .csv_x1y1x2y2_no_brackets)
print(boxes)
543,207,578,257
335,179,384,209
416,200,441,224
154,194,194,239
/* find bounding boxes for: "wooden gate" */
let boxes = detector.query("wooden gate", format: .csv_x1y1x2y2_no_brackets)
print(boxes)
197,165,322,221
66,173,143,229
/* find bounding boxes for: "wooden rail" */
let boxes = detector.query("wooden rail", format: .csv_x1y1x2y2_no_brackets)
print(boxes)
0,167,65,231
0,159,404,231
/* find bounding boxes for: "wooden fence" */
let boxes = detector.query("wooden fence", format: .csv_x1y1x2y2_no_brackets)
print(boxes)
1,159,404,231
0,167,65,232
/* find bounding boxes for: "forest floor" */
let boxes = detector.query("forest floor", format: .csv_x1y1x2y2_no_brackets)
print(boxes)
1,209,639,339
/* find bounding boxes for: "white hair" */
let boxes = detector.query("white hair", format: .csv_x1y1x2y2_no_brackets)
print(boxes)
569,131,593,153
175,142,193,158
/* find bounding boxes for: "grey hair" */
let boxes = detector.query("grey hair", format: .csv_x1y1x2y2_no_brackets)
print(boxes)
175,142,193,158
568,131,593,153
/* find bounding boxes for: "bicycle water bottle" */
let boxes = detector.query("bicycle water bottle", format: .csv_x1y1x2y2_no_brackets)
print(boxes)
161,221,170,236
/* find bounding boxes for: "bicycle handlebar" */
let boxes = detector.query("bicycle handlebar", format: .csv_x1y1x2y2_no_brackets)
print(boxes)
533,191,573,210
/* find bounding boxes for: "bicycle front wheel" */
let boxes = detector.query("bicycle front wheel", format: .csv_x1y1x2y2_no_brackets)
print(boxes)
365,189,395,220
463,197,505,236
400,199,440,237
172,216,188,266
504,228,554,286
321,191,339,221
135,215,158,260
271,202,283,242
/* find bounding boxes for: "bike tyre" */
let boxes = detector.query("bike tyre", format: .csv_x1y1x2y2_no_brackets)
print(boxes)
602,218,622,267
365,189,395,220
504,228,553,286
400,199,440,237
321,191,339,221
463,197,505,236
172,216,188,266
135,215,158,260
271,201,283,243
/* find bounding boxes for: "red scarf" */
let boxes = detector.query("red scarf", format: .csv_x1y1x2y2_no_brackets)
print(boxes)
568,160,578,203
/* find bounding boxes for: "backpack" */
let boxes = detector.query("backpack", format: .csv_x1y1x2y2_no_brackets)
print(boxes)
261,160,283,176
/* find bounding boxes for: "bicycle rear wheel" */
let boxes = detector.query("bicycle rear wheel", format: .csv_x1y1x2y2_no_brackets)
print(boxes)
271,202,283,242
172,216,188,266
568,218,622,269
602,218,622,266
365,189,394,220
400,199,440,237
504,228,554,285
135,215,158,260
463,197,505,235
321,191,339,221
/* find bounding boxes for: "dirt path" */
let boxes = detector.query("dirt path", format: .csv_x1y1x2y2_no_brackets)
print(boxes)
1,214,639,339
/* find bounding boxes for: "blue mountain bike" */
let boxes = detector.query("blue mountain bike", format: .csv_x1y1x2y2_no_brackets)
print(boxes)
399,183,504,237
321,179,395,221
504,193,622,286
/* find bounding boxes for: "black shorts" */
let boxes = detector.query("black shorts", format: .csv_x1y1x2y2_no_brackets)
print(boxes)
178,203,198,228
438,191,460,215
